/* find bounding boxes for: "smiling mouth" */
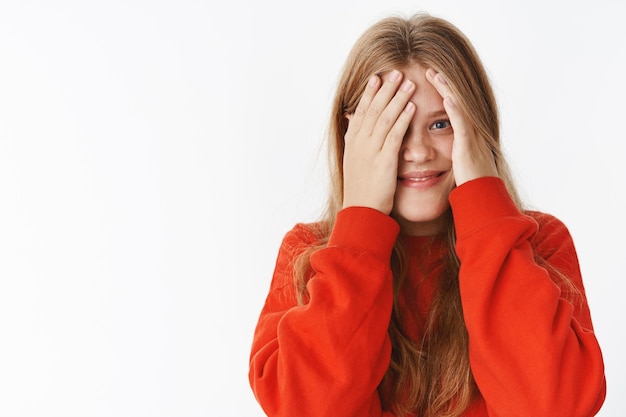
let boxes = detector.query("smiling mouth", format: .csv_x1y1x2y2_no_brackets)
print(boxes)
399,171,445,181
396,171,447,190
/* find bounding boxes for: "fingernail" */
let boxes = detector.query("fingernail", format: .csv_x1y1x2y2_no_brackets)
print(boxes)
389,70,401,82
401,80,414,91
437,73,448,84
368,76,377,87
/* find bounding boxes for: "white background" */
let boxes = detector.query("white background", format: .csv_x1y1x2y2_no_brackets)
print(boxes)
0,0,624,416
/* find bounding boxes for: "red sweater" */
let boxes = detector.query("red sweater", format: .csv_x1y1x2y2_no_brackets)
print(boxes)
249,177,606,417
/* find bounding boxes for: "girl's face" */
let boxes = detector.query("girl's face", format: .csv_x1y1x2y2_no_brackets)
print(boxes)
392,64,456,236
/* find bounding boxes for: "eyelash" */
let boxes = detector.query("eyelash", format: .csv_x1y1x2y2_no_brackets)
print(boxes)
430,120,451,130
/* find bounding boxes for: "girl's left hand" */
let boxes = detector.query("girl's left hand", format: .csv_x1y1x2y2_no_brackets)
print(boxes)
425,68,497,186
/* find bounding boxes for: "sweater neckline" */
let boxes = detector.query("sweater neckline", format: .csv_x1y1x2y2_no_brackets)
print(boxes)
400,233,445,245
400,233,447,258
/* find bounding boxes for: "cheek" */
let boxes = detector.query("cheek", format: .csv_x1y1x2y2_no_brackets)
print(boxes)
438,137,454,160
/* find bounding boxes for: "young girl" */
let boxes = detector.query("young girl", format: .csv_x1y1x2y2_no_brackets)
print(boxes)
248,13,606,417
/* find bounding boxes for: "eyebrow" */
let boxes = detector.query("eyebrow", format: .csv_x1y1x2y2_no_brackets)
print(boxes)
426,109,448,119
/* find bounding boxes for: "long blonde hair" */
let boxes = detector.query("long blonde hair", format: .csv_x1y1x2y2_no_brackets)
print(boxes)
295,13,522,416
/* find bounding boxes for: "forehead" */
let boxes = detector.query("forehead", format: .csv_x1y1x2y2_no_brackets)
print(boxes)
397,64,444,111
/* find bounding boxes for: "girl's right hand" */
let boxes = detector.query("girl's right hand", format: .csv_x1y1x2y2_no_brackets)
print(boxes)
342,70,416,214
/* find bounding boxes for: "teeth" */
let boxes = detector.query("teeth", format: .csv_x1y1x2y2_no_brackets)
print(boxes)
407,176,434,181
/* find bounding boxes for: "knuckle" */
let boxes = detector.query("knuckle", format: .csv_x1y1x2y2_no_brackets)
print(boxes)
377,114,393,129
366,105,381,118
354,106,366,117
387,130,403,143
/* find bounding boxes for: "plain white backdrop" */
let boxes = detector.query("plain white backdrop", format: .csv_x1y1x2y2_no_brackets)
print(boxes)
0,0,624,416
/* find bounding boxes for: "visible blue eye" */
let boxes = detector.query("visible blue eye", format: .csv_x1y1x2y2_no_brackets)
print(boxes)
431,120,451,130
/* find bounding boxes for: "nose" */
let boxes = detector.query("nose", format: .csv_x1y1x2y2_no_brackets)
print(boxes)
400,129,436,162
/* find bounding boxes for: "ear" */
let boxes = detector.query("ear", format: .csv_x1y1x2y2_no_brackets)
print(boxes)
344,113,353,121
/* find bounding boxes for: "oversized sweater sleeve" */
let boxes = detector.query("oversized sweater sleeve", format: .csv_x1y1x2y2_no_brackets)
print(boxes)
450,177,606,417
249,207,400,417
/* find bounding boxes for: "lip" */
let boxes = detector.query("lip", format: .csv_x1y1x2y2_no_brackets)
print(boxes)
397,170,447,190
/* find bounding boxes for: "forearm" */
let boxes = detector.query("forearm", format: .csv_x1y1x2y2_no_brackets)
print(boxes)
250,208,400,417
451,177,605,416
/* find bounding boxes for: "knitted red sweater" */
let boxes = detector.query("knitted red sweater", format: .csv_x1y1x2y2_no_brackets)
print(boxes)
249,177,606,416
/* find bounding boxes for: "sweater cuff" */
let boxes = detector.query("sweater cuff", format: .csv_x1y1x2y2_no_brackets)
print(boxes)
328,207,400,261
449,177,522,238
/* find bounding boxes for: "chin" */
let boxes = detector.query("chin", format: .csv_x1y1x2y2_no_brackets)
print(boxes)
391,204,450,236
393,196,450,220
394,210,447,226
392,186,453,234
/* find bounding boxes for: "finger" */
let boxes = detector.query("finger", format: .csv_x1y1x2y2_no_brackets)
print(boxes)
445,91,497,184
442,96,469,139
346,74,381,138
425,69,470,140
432,76,497,183
369,78,416,149
381,100,415,154
425,68,454,101
358,70,405,136
444,94,477,158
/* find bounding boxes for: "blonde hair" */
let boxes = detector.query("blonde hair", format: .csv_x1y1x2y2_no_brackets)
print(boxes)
295,13,521,416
